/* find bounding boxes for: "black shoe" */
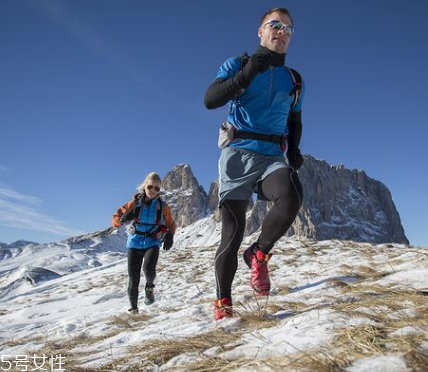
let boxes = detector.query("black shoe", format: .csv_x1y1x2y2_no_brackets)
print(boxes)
128,307,139,314
144,287,155,305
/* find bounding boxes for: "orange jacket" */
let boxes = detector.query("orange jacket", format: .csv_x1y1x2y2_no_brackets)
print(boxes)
112,194,176,235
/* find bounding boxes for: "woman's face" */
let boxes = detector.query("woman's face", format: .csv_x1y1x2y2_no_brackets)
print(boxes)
144,180,161,199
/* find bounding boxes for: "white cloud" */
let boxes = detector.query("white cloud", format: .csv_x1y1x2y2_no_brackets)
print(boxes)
0,185,84,237
28,0,152,89
0,186,42,205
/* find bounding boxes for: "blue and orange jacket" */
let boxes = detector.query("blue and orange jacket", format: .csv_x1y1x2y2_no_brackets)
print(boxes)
112,194,176,250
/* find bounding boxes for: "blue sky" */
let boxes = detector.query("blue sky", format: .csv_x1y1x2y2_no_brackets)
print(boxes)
1,0,427,247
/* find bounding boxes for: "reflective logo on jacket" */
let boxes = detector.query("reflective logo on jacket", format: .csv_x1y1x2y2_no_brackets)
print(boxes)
126,199,165,250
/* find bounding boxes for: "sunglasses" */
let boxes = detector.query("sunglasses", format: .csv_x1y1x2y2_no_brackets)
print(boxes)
262,20,294,36
146,185,161,192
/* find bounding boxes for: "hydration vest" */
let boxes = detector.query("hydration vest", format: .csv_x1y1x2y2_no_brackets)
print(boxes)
132,197,167,240
232,53,303,151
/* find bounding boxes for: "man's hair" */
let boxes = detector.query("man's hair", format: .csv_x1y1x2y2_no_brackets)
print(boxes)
259,8,293,26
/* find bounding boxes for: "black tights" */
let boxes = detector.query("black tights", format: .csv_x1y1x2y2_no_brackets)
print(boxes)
128,247,159,309
215,168,303,300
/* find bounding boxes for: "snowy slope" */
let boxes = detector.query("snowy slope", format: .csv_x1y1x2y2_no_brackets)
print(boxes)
0,225,427,371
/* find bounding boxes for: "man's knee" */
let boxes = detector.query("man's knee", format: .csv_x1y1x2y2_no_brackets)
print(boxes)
269,170,303,206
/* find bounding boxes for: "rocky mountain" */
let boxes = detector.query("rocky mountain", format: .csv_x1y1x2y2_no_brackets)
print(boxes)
245,156,408,244
161,157,408,244
0,240,38,249
162,164,209,226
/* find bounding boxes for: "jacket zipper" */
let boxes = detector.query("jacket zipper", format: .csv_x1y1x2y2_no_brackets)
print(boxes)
267,67,274,107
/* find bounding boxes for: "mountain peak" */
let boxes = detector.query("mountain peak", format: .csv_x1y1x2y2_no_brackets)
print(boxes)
0,240,39,249
162,164,209,227
162,163,199,191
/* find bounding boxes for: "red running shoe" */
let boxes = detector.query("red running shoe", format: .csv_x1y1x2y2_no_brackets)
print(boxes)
214,297,233,321
243,244,272,295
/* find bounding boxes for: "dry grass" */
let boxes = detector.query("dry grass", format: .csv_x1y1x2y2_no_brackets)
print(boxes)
2,334,45,347
183,356,255,372
15,285,428,372
339,265,392,280
238,313,280,330
304,247,320,256
26,341,79,371
302,270,320,278
269,300,310,314
128,328,241,367
185,321,428,372
322,285,428,371
108,312,152,328
70,303,285,371
207,279,428,372
6,242,427,372
274,284,293,294
334,285,428,322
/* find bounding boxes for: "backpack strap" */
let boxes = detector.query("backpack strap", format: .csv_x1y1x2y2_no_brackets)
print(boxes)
134,197,162,226
236,52,249,98
287,68,302,110
228,53,250,116
240,52,250,69
132,194,144,221
155,198,163,226
133,198,164,237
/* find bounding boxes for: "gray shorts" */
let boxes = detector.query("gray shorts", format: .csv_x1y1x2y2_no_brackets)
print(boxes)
218,147,289,205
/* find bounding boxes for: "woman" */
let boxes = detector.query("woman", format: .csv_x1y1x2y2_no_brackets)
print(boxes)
112,172,176,313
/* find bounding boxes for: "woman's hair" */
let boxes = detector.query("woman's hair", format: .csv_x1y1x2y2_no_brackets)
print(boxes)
137,172,162,193
259,7,293,26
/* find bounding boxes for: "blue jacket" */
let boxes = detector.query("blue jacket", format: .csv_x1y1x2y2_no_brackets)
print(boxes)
216,57,305,156
126,199,165,250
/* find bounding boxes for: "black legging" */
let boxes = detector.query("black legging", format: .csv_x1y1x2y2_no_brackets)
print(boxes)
128,247,159,309
215,167,303,299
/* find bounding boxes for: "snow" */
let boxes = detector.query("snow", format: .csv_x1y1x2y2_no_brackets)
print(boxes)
1,222,427,371
345,355,410,372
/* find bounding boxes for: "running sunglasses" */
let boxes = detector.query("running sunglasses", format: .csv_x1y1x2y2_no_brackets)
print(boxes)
147,185,161,192
262,20,294,36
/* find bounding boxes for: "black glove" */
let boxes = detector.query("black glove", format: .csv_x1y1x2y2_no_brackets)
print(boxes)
286,111,303,170
287,149,304,170
240,53,270,85
163,232,173,251
119,209,136,224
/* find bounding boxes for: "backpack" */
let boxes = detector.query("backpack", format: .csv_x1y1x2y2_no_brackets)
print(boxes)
131,196,167,239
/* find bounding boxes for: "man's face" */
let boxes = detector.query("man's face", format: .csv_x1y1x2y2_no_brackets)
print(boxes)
258,12,293,54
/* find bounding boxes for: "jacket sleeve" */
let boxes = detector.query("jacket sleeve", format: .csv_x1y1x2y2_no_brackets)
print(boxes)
204,75,249,109
111,199,135,228
204,57,246,109
163,204,177,235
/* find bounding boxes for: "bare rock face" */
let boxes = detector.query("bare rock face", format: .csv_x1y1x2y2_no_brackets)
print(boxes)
162,164,208,227
162,156,408,244
245,200,270,235
294,155,408,243
207,181,221,222
245,155,409,244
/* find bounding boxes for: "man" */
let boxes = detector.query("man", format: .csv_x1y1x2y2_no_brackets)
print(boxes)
204,7,305,320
